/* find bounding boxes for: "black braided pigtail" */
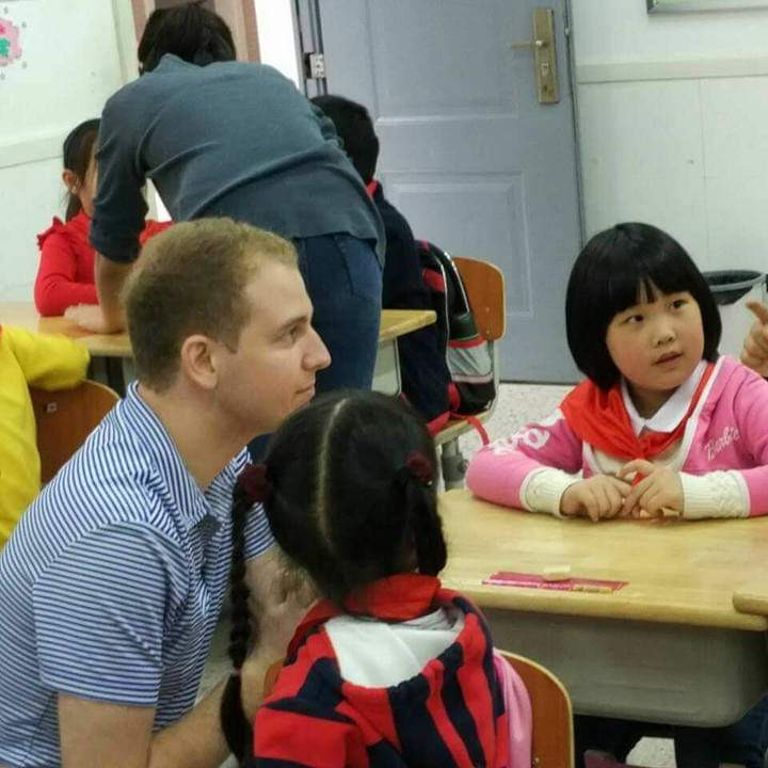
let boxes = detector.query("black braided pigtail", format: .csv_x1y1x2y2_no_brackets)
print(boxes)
220,477,256,763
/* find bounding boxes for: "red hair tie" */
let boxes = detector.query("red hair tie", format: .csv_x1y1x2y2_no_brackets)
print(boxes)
239,463,271,504
405,451,434,485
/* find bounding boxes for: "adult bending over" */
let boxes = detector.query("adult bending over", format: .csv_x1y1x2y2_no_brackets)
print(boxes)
74,4,383,393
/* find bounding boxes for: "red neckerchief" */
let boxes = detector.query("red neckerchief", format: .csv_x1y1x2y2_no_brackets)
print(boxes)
560,363,714,461
287,574,451,659
365,180,379,199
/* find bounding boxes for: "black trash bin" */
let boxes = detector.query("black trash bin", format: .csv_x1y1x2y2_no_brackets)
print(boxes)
703,270,765,357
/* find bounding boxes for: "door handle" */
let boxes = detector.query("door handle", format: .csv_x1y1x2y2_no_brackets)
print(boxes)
510,8,559,105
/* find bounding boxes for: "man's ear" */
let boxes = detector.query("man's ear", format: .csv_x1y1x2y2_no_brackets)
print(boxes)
179,334,219,390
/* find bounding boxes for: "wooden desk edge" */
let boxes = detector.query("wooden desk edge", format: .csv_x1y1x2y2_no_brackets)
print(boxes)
378,309,437,343
734,588,768,619
449,582,768,632
2,305,437,357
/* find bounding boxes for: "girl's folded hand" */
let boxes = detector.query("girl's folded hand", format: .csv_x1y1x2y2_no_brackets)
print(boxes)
618,459,683,518
560,475,632,522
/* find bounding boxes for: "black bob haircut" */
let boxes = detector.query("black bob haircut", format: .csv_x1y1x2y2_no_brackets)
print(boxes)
565,222,721,391
138,2,236,74
311,95,380,184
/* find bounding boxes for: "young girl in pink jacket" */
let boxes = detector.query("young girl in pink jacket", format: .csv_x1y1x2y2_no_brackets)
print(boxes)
466,221,768,767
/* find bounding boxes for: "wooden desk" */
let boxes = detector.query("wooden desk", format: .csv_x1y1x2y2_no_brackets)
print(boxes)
0,303,131,357
0,303,435,356
373,309,435,395
0,303,436,393
439,489,768,727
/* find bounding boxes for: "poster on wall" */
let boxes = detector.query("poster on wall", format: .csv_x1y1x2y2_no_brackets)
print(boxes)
0,18,22,66
0,4,27,78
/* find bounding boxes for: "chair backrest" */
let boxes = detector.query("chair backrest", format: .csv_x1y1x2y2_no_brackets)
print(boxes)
30,380,120,484
453,256,506,341
501,650,574,768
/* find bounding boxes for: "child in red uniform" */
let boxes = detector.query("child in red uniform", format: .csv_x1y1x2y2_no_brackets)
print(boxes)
221,391,533,767
34,119,169,316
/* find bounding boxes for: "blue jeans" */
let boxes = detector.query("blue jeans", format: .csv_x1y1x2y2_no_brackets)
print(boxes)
296,233,382,393
248,233,382,460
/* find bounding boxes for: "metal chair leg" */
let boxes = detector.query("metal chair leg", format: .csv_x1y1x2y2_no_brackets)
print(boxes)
440,439,467,490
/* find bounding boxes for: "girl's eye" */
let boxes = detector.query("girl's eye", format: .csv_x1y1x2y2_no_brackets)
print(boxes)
623,314,643,325
670,298,687,309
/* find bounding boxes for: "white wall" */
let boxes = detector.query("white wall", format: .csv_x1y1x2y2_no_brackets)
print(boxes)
0,0,134,301
572,0,768,273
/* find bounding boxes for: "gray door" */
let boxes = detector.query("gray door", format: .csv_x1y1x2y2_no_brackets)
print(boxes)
297,0,582,382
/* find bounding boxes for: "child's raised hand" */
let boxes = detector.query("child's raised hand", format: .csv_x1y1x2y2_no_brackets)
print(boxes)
741,301,768,376
618,459,683,518
560,475,632,522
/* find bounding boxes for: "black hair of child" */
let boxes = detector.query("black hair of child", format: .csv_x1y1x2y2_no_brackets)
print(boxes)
220,390,447,761
566,221,722,391
62,119,100,222
138,2,236,75
311,95,380,184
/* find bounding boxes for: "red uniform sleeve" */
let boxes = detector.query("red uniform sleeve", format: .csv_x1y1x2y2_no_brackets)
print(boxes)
34,227,97,316
139,220,172,246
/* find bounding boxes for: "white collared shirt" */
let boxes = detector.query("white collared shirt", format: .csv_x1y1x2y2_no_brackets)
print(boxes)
621,360,707,435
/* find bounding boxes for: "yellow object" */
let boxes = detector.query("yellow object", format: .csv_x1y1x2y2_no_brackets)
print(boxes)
0,326,89,546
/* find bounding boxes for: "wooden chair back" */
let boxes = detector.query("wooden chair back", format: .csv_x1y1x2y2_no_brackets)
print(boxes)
453,256,506,341
30,380,120,484
501,650,575,768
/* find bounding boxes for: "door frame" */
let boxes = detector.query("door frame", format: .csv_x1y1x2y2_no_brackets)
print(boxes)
129,0,260,62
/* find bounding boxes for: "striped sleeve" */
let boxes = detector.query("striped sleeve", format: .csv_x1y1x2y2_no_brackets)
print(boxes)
32,521,188,705
244,501,274,561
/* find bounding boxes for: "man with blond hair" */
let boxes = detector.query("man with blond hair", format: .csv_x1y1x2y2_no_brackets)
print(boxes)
0,219,330,768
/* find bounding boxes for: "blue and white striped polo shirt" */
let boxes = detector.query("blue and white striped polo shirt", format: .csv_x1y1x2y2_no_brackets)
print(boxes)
0,382,274,768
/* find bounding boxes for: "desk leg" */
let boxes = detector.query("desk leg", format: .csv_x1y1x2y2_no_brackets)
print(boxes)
372,339,401,396
87,357,134,397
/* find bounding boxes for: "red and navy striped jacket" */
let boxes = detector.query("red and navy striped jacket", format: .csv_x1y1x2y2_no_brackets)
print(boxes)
252,574,509,767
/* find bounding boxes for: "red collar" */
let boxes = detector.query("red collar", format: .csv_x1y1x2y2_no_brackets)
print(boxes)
561,363,714,461
288,574,445,658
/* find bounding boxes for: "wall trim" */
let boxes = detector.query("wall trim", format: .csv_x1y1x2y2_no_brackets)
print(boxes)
577,55,768,83
0,132,63,170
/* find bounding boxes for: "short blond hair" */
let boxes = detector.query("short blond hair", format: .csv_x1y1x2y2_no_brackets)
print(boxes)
125,218,297,391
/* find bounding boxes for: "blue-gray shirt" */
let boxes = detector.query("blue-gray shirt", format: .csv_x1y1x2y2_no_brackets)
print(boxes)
91,55,384,262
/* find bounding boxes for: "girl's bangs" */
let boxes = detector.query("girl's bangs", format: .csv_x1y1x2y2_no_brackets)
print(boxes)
604,249,694,315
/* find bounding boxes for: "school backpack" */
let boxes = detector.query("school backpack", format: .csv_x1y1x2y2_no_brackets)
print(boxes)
417,240,496,431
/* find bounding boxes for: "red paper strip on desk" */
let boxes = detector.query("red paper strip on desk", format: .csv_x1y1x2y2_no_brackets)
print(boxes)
483,571,627,592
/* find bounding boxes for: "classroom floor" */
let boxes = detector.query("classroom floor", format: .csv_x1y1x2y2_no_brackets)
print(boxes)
202,382,676,767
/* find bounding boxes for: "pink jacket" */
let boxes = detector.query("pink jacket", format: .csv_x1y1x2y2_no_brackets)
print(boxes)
467,356,768,519
493,652,532,768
